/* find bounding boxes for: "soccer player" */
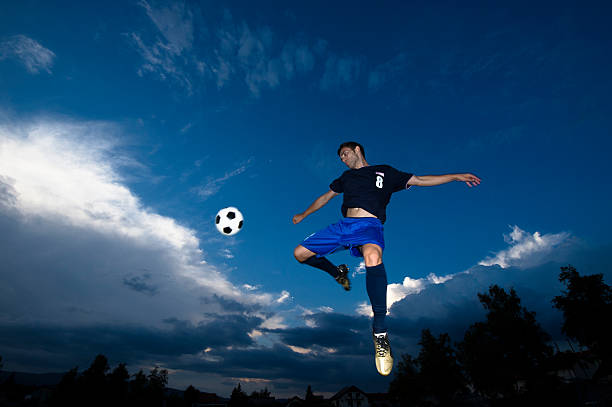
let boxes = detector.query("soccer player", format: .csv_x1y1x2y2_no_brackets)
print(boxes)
292,141,481,376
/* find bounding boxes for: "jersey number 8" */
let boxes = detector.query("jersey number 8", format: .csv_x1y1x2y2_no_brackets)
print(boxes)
376,175,384,189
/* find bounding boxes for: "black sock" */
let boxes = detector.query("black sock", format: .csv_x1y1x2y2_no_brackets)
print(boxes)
302,256,339,278
366,263,388,334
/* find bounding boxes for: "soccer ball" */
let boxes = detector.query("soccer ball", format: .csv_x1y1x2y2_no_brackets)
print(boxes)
215,207,244,236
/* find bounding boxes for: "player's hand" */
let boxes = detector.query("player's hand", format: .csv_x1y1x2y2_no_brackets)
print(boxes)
457,173,481,187
292,213,305,224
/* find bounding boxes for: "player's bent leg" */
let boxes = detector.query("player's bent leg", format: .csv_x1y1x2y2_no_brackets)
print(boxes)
293,245,351,291
293,245,316,263
362,243,393,375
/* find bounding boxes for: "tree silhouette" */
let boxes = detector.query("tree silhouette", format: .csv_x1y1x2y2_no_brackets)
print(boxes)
82,354,110,379
553,265,612,375
459,285,554,402
109,363,130,405
417,329,466,404
148,366,169,394
389,329,465,406
229,382,248,406
80,354,111,407
130,369,149,407
50,366,79,407
45,355,172,407
250,387,272,399
388,354,421,405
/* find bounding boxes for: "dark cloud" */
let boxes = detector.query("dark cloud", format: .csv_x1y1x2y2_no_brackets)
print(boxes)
0,176,17,209
123,272,159,295
0,205,245,329
0,314,261,370
161,315,261,350
0,318,387,394
200,294,262,314
271,312,371,356
175,343,389,394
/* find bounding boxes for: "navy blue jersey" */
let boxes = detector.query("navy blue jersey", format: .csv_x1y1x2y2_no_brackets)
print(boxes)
329,165,413,224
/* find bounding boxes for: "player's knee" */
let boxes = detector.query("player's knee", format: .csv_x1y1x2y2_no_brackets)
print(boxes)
293,246,307,263
364,252,382,267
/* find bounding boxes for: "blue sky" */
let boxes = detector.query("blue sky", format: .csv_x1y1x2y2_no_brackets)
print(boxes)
1,0,612,398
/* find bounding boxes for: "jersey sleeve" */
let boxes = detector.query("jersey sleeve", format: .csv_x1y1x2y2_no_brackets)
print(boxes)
330,174,344,193
389,167,413,192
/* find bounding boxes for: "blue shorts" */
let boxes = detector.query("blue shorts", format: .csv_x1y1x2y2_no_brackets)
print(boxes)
301,217,385,258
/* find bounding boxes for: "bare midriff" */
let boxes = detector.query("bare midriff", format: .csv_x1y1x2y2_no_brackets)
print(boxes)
346,207,377,218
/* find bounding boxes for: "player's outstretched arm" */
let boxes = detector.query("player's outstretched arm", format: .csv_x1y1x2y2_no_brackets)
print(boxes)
293,189,339,224
408,173,481,187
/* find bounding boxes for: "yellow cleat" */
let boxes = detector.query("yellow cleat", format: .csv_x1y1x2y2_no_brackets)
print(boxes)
373,332,393,376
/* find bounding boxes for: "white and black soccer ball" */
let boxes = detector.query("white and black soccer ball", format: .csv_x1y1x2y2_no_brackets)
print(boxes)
215,207,244,236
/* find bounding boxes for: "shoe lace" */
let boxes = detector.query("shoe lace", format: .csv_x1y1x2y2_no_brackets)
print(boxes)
375,335,390,358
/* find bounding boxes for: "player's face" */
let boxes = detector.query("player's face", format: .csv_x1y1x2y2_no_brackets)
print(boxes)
339,147,358,168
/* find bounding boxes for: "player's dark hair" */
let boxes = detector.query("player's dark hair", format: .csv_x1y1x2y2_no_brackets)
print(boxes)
337,141,365,160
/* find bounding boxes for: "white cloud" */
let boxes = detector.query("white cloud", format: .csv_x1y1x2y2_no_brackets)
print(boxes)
352,261,366,277
276,290,291,304
479,225,570,269
287,345,312,354
127,32,193,92
139,0,194,55
356,225,572,316
220,248,234,259
259,315,287,329
356,302,371,317
215,22,288,97
193,157,254,199
248,329,263,339
0,121,195,255
127,1,195,92
0,35,55,74
357,272,454,317
0,117,273,326
126,4,372,98
128,5,321,97
304,318,317,328
387,273,454,309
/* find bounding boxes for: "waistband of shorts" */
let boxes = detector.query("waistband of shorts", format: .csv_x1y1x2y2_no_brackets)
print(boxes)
341,216,382,225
